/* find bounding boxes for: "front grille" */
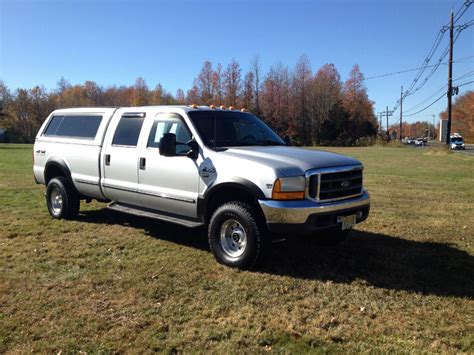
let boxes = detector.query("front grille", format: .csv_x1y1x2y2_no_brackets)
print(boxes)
309,168,363,201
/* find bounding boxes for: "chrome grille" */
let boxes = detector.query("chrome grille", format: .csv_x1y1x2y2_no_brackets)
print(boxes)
308,166,363,201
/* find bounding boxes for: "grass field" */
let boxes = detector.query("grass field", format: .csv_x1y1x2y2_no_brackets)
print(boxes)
1,144,473,353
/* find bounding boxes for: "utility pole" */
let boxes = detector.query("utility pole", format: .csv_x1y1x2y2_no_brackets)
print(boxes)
399,86,403,142
446,10,454,145
385,106,394,141
379,112,383,133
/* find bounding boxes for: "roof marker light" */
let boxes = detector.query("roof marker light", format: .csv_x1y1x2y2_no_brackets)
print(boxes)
220,105,226,110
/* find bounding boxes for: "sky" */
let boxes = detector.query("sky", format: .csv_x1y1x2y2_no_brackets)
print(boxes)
1,0,473,126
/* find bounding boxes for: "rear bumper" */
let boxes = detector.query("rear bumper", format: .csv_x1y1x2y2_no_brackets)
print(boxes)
258,190,370,234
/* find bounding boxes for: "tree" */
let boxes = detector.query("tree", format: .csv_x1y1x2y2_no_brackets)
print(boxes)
291,54,312,145
251,55,262,115
223,59,241,107
341,64,377,144
133,77,149,106
440,91,474,142
195,61,214,104
310,63,342,145
175,88,186,104
260,63,291,136
241,71,254,110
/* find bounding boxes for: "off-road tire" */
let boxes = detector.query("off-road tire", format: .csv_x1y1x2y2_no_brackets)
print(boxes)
208,201,268,270
46,177,80,220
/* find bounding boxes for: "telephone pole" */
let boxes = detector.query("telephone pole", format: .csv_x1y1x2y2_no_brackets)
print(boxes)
446,10,454,144
399,86,403,141
385,106,394,141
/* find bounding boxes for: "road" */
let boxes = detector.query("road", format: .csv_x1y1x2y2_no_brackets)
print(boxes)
407,141,474,155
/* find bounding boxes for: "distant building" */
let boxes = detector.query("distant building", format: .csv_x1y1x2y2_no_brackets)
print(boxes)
439,119,448,142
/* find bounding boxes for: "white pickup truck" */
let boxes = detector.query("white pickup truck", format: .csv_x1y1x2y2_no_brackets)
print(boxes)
33,106,370,269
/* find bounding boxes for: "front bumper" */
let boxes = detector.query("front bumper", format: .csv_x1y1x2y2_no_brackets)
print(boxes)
258,190,370,234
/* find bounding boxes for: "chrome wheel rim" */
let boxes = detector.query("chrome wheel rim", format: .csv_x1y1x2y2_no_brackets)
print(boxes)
50,187,63,214
220,219,247,258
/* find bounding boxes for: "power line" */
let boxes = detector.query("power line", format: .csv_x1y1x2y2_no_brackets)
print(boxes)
454,70,474,81
363,63,448,81
454,1,473,23
457,79,474,86
404,93,446,117
403,84,447,113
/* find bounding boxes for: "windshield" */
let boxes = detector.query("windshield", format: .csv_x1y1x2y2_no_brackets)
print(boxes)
451,137,463,143
188,110,285,148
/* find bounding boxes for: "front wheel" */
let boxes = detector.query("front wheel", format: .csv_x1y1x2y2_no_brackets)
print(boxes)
208,202,268,270
46,177,80,219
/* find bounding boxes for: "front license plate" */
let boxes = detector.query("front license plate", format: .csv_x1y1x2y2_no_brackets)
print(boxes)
341,214,356,230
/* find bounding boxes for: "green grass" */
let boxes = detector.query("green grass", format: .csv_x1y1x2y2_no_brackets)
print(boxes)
1,144,473,353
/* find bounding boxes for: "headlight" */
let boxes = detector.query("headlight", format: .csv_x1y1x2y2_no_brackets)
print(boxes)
451,144,456,148
272,176,305,200
462,143,465,147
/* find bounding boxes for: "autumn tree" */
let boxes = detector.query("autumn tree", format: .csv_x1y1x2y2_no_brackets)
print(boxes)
291,55,312,144
440,91,474,142
251,55,262,115
223,59,241,107
260,62,291,135
241,71,255,110
310,63,342,144
341,64,377,144
195,61,214,104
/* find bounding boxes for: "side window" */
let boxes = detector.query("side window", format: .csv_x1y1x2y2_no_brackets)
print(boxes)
112,116,145,147
43,115,102,139
147,114,192,154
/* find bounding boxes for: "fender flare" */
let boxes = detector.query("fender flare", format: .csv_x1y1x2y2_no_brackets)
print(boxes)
44,157,71,184
198,177,266,222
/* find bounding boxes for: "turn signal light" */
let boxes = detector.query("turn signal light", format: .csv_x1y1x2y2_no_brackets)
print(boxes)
271,179,305,200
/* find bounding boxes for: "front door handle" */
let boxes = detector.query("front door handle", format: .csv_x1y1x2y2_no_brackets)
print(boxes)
105,154,111,166
139,157,146,170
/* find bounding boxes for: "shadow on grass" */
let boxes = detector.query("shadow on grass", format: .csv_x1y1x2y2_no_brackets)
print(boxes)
79,209,473,299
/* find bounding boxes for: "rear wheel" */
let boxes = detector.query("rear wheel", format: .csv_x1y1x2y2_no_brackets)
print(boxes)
46,177,80,219
208,201,268,269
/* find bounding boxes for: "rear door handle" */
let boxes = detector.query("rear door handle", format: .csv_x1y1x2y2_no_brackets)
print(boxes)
139,157,146,170
105,154,111,166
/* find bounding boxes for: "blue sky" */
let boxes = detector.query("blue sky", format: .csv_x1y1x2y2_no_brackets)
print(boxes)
1,0,473,125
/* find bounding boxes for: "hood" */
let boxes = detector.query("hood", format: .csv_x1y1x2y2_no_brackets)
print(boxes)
218,146,362,176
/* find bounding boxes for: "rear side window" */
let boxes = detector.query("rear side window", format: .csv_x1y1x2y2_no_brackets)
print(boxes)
112,116,145,147
43,115,102,139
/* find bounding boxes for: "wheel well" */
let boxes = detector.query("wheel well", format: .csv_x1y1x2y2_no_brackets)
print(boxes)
205,185,264,223
44,164,66,185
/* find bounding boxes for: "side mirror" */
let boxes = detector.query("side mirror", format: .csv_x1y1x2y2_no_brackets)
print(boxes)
284,135,292,146
159,133,176,157
187,139,199,160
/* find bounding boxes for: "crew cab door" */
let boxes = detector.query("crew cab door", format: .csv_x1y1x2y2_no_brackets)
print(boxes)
102,112,146,206
137,112,200,218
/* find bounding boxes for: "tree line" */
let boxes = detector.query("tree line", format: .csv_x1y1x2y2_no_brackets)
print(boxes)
0,55,378,145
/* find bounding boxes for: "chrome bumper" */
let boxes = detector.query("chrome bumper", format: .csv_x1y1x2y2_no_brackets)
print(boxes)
258,190,370,224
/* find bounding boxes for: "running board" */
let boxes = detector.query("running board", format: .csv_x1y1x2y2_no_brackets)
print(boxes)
107,202,204,228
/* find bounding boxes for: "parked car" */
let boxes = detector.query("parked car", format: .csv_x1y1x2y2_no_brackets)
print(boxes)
33,106,370,269
414,138,425,146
